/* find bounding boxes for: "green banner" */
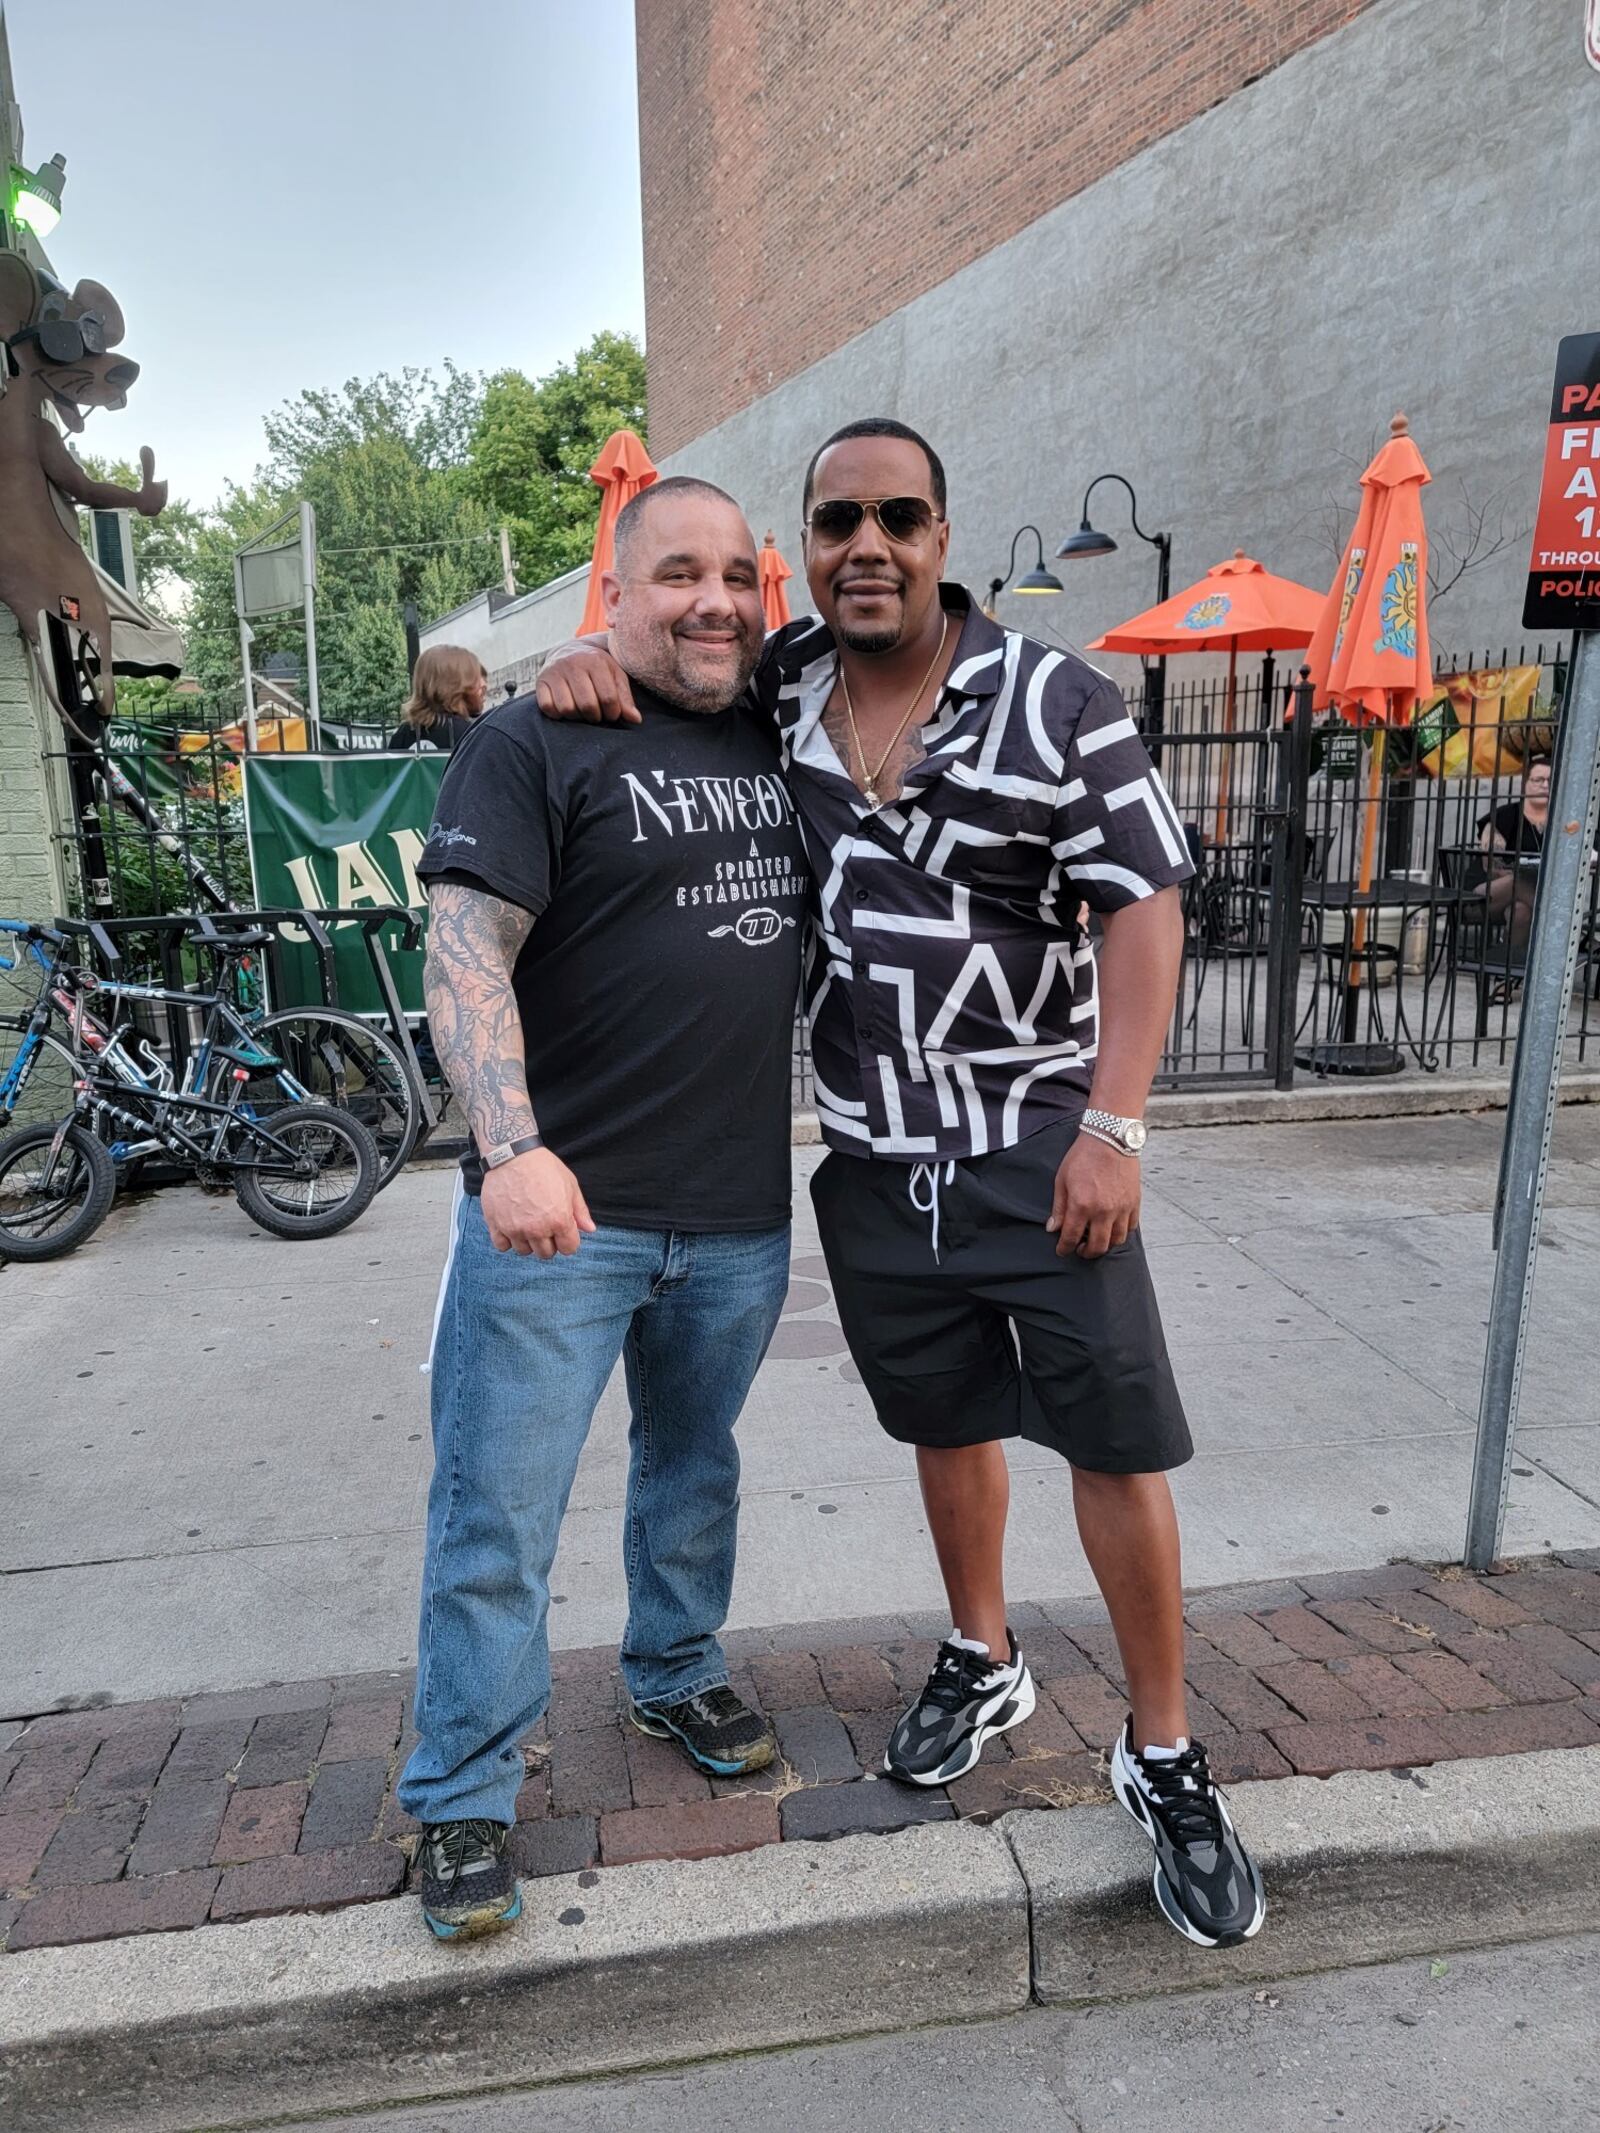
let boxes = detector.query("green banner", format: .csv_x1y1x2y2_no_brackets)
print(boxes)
242,753,445,1014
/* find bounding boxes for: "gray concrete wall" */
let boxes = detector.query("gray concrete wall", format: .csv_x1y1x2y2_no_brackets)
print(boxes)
421,566,590,701
659,0,1586,683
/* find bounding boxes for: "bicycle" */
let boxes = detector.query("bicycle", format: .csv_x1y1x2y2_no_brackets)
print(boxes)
0,921,107,1133
0,934,380,1260
2,912,428,1189
187,911,429,1187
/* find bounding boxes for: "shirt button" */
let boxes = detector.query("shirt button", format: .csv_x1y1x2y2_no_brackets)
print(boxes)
854,886,870,903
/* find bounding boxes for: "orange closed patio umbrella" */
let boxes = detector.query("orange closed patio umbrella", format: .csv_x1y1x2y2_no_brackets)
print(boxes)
759,531,794,630
1088,551,1325,841
1304,413,1433,1041
579,428,658,635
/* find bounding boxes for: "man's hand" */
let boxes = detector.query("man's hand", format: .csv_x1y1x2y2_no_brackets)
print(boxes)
1046,1134,1141,1259
480,1148,597,1258
536,637,640,725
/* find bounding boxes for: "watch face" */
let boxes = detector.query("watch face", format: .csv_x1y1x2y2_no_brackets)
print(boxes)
1124,1119,1148,1152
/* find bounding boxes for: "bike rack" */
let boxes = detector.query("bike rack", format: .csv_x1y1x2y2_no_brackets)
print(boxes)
53,907,437,1134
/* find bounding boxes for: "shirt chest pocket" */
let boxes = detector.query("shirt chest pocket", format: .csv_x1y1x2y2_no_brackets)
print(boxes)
912,789,1056,899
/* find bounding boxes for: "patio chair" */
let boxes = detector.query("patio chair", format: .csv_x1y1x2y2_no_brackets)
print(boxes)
1436,844,1522,1038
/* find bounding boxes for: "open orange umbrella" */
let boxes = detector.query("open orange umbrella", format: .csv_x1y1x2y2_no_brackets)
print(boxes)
1304,413,1433,1030
1089,551,1325,841
759,531,794,630
578,429,658,635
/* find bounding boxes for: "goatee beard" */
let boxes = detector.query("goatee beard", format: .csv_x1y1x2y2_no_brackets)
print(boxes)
836,622,903,655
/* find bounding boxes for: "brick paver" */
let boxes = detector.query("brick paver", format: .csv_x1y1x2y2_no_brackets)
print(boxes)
772,1706,860,1784
601,1793,779,1865
214,1781,307,1864
33,1801,143,1887
3,1554,1599,1958
212,1842,404,1922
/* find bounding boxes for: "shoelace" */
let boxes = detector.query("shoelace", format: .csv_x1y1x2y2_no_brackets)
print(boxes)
922,1640,1006,1713
422,1817,502,1896
1136,1744,1225,1847
677,1685,749,1729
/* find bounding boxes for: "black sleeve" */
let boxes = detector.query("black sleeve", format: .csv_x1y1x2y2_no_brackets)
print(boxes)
416,721,565,916
746,622,808,724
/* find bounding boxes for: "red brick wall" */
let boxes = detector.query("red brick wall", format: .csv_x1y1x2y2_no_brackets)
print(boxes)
637,0,1379,455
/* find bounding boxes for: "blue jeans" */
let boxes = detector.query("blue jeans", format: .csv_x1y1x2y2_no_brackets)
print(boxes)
398,1194,789,1827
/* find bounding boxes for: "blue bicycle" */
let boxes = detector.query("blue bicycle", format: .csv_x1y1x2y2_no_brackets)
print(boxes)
0,920,379,1259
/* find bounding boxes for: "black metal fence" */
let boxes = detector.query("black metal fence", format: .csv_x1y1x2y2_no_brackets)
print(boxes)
30,648,1591,1110
1147,642,1586,1087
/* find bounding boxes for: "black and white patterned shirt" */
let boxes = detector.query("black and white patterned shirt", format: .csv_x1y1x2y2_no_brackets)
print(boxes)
753,586,1194,1161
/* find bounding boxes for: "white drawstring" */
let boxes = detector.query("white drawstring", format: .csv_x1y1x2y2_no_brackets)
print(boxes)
908,1159,957,1261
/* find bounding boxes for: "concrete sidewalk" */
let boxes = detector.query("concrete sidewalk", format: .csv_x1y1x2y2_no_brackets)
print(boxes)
4,1108,1600,1713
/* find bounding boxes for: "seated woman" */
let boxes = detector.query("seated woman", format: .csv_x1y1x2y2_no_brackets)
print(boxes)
1474,753,1551,980
387,646,489,752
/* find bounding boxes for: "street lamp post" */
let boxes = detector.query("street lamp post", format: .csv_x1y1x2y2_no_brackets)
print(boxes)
985,525,1064,616
1056,475,1173,738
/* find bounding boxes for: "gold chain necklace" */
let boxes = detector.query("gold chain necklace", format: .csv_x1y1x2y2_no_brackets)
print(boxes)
838,616,950,809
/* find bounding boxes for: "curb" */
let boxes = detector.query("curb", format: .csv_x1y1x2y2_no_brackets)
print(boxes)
3,1746,1598,2133
1012,1742,1600,2003
786,1070,1600,1144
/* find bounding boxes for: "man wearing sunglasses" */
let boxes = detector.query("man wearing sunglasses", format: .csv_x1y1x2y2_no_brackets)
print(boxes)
537,419,1265,1949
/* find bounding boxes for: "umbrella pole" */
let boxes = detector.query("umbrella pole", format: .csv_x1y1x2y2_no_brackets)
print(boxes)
1214,644,1238,847
1342,723,1387,1041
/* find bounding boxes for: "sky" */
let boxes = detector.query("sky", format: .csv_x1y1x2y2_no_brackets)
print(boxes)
5,0,645,509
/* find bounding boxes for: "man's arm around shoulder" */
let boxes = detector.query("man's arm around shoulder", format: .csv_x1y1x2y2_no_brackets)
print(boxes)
424,881,596,1258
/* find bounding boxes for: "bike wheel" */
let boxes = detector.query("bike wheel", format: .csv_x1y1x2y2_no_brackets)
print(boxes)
0,1119,116,1260
0,1031,81,1134
244,1011,425,1189
233,1100,380,1240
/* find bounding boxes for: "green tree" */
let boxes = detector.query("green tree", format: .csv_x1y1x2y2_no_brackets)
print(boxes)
467,329,647,587
73,453,205,626
87,334,647,732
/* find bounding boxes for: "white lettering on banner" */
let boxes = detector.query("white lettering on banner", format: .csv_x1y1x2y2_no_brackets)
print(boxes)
623,770,796,844
280,832,429,937
334,840,402,912
388,827,428,908
1565,467,1599,499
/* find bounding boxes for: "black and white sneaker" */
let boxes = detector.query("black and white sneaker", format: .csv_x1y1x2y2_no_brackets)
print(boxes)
884,1630,1035,1786
1110,1718,1266,1947
417,1819,520,1941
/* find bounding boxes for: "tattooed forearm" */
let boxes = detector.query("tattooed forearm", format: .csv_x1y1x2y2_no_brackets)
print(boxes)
423,882,538,1149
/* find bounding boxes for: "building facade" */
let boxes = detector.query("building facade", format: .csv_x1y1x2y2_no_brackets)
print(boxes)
636,0,1588,663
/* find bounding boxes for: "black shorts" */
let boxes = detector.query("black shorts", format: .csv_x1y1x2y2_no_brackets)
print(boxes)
810,1116,1192,1474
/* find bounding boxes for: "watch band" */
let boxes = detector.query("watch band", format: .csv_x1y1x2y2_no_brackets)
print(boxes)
483,1131,545,1169
1081,1108,1147,1155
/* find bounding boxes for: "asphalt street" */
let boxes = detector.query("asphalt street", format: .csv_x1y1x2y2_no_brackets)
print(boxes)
265,1929,1600,2133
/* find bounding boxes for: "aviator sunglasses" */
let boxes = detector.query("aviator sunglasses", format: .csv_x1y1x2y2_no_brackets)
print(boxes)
806,495,942,546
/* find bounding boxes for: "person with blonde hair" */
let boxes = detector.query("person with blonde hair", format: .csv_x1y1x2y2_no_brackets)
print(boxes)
388,645,489,751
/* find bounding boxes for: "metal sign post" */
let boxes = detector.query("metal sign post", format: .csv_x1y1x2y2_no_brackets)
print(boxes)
299,500,322,751
1464,328,1600,1568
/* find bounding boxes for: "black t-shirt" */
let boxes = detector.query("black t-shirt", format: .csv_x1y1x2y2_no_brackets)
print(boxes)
1477,801,1544,854
386,717,465,752
416,687,808,1229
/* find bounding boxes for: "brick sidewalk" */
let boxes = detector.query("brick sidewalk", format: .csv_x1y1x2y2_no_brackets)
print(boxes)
4,1554,1599,1957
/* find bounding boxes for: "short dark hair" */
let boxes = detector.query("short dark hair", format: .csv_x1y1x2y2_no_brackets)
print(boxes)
612,475,744,573
802,418,947,517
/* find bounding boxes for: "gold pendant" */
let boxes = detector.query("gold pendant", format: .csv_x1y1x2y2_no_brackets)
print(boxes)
863,785,879,808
